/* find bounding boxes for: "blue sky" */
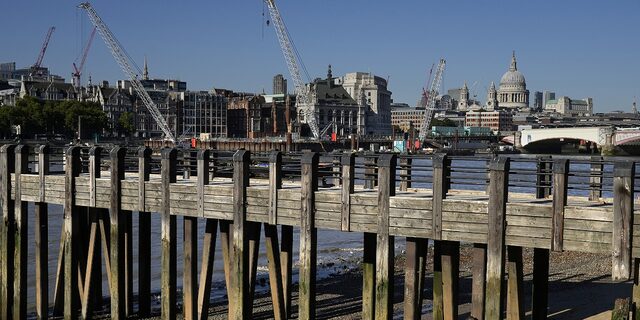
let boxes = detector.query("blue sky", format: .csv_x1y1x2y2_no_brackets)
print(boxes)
3,1,639,111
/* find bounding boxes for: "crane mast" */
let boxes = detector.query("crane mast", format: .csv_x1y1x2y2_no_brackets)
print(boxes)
418,59,446,142
72,26,97,88
31,26,56,75
78,2,176,142
264,0,320,139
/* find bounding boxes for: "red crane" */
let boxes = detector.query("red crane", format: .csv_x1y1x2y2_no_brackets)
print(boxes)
72,26,97,88
30,26,56,76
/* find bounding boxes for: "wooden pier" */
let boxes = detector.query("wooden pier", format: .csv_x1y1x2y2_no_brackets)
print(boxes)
0,144,639,319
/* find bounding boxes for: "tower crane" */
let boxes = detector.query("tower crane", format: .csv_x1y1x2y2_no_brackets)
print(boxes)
78,2,176,142
30,26,56,76
418,58,446,142
72,26,97,88
263,0,320,139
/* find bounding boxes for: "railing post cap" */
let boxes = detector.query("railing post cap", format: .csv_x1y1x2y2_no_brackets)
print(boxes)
0,144,16,153
233,149,250,162
614,161,635,177
377,153,397,167
301,151,319,164
489,156,510,171
268,150,282,163
66,145,80,156
340,152,355,165
197,149,211,160
137,146,152,157
161,147,177,159
89,146,103,156
38,144,49,153
432,153,448,168
15,144,29,154
110,146,127,157
553,158,569,173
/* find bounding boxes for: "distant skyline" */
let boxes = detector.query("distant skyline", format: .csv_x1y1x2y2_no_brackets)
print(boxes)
2,1,639,112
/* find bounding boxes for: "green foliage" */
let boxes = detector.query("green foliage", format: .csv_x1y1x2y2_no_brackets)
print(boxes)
0,97,108,138
430,118,457,128
117,111,135,136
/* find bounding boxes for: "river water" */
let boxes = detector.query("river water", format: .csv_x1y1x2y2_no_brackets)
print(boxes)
22,158,614,312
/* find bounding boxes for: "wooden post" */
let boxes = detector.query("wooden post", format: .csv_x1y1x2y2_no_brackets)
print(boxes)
109,147,126,319
471,243,487,320
362,232,376,320
230,150,250,319
247,222,261,318
404,237,427,320
441,241,459,319
634,258,640,318
485,157,509,320
161,148,177,319
36,145,50,320
197,217,218,320
0,144,15,320
552,159,569,252
64,146,81,320
364,154,376,189
612,161,635,280
264,223,286,320
376,153,396,320
589,156,604,201
281,224,293,318
432,154,450,240
532,156,550,320
341,152,355,231
268,151,282,225
138,146,152,317
183,215,198,320
299,151,319,320
12,145,28,319
433,242,444,320
507,246,525,319
399,156,412,191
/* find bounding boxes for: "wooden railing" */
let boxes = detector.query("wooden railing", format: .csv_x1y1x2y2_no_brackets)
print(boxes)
0,144,639,319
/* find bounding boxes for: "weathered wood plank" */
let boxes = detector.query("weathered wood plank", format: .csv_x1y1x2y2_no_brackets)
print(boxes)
13,145,29,319
362,232,376,320
552,159,569,251
281,225,293,318
64,146,81,320
612,161,635,280
35,145,49,320
404,237,427,320
507,246,525,319
268,151,282,225
230,150,250,320
471,244,486,320
299,152,318,320
341,153,355,231
161,148,177,320
183,216,198,320
0,144,16,320
109,147,126,320
376,154,395,320
197,219,217,320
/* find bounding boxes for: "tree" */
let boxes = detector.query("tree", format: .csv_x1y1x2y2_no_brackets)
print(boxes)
117,111,135,136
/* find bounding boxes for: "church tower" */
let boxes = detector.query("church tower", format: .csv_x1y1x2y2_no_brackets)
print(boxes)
487,81,498,110
143,56,149,80
458,81,469,111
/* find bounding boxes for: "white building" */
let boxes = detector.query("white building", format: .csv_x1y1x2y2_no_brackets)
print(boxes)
545,96,593,116
337,70,392,135
497,52,529,109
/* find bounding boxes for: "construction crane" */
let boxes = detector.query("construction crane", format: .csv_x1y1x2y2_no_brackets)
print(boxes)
263,0,320,139
72,26,97,88
78,2,176,142
418,58,446,142
30,26,56,76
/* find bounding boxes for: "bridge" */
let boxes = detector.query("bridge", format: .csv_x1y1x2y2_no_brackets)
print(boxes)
502,127,640,148
2,144,640,319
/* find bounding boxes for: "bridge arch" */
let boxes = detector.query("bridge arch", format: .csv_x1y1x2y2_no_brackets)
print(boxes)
520,127,607,148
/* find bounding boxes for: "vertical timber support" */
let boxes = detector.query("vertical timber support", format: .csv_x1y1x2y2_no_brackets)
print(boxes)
532,156,551,320
341,152,355,231
404,236,428,320
612,161,634,280
197,149,218,320
399,156,412,191
138,146,152,317
161,148,177,320
364,154,376,189
36,145,50,320
110,147,126,319
299,151,319,320
471,243,487,320
183,216,198,319
506,246,525,319
432,153,450,319
268,151,282,226
230,150,250,319
552,159,569,252
485,157,509,320
376,153,396,320
0,144,16,320
13,145,29,319
589,156,604,201
265,150,286,320
441,241,460,319
64,146,81,320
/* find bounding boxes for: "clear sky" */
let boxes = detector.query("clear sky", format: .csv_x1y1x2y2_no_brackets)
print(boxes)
3,1,639,112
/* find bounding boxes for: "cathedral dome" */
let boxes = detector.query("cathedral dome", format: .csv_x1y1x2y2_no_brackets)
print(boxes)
496,51,529,109
499,52,526,89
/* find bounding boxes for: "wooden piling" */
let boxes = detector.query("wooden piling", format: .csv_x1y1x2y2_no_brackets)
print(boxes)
0,144,16,320
230,150,250,319
110,147,126,319
471,244,487,320
35,145,50,320
442,241,460,320
362,233,376,320
552,159,569,252
138,146,152,317
612,161,634,280
589,156,604,201
375,153,396,320
13,145,28,319
196,149,216,320
341,152,355,231
507,246,525,319
161,148,177,319
404,237,427,320
64,146,81,320
432,154,450,240
280,225,294,318
485,157,509,320
264,224,286,320
532,156,550,319
184,215,198,320
399,156,412,191
268,151,282,225
299,151,319,320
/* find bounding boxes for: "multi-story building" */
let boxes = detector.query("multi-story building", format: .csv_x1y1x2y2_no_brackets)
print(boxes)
543,91,556,108
545,96,593,116
227,94,264,138
465,109,513,132
310,69,365,137
497,52,529,109
336,68,392,135
87,83,135,136
534,91,543,111
173,90,227,139
273,74,287,95
391,106,424,131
